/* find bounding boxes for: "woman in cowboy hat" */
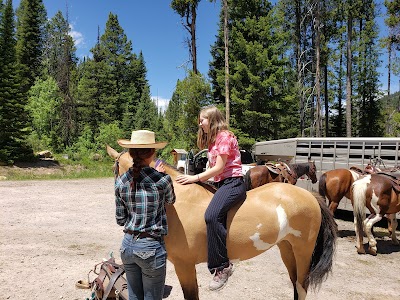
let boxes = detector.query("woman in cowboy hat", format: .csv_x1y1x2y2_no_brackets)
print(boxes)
114,130,176,300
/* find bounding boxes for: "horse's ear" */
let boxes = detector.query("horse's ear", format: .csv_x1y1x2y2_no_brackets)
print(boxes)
106,144,119,160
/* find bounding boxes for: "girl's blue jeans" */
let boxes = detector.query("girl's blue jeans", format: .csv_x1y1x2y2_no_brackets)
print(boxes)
120,233,167,300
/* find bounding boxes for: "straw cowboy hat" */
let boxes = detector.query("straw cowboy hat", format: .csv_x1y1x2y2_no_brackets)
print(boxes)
118,130,167,149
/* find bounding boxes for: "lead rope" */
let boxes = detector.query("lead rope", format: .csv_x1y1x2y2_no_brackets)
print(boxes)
114,152,125,179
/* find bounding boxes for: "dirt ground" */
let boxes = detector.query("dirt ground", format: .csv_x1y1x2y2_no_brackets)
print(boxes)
0,177,399,300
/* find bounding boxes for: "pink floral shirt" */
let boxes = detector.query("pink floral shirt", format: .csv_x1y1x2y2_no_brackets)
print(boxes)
208,131,242,182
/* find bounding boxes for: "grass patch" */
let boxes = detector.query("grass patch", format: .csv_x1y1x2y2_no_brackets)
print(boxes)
0,155,115,181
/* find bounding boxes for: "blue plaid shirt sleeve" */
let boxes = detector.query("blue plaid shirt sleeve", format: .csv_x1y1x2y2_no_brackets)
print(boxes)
115,180,128,226
163,175,176,205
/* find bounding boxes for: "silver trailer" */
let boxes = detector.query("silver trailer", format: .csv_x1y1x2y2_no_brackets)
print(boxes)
254,137,400,215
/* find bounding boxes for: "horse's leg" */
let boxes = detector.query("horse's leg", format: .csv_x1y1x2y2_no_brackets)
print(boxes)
387,216,393,235
277,241,299,299
173,261,199,300
326,185,344,215
354,214,366,254
278,240,311,300
387,213,399,245
364,214,382,256
328,198,339,215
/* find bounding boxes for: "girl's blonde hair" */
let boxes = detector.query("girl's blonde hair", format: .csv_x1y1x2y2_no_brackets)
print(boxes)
197,105,229,149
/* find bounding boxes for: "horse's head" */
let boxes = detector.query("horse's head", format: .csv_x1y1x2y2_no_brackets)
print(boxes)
106,144,182,181
106,144,132,176
307,160,318,183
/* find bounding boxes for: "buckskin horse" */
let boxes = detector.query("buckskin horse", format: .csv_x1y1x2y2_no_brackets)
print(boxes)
244,162,297,190
352,173,400,256
107,145,337,300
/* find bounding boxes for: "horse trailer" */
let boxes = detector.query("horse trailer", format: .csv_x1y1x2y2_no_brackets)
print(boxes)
253,137,400,215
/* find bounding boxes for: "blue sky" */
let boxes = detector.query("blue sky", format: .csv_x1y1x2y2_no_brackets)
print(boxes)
11,0,400,110
41,0,222,111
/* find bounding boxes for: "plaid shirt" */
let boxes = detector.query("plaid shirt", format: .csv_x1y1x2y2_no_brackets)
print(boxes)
114,165,176,238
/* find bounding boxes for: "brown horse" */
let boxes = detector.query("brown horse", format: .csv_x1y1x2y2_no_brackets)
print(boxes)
107,145,337,300
245,161,317,191
352,173,400,255
318,167,369,214
244,162,297,191
287,160,318,185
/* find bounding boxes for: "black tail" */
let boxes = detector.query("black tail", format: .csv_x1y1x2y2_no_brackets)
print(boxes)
318,173,327,198
244,170,252,191
306,194,337,290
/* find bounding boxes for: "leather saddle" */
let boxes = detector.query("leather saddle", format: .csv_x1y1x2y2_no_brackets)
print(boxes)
265,163,283,175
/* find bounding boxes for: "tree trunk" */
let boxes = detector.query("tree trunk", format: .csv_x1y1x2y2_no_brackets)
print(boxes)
191,4,198,74
346,13,353,137
315,0,321,137
388,40,391,96
324,65,328,137
224,0,230,126
295,0,304,136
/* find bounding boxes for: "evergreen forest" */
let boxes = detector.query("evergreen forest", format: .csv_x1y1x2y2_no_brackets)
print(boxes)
0,0,400,164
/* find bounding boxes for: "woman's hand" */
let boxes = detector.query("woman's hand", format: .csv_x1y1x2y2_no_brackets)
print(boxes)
156,163,165,173
176,174,198,185
155,160,165,173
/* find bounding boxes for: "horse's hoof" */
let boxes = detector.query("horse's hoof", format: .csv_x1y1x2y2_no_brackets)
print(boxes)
367,247,377,256
356,247,365,255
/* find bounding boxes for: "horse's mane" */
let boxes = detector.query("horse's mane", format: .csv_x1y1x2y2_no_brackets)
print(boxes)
156,160,182,173
160,161,217,193
289,162,310,177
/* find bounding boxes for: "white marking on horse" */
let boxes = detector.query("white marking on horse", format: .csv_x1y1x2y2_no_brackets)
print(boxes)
357,174,371,184
296,282,307,300
370,189,380,214
250,205,301,250
349,170,361,181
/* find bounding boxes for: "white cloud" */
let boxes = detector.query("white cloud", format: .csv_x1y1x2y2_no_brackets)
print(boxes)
151,96,170,113
69,24,84,48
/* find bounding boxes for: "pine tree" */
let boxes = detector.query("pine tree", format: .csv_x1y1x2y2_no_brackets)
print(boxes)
76,39,112,136
134,85,159,132
16,0,47,93
99,13,135,122
0,0,32,163
352,0,383,136
77,20,148,135
121,51,148,132
168,72,211,149
384,0,400,95
44,11,77,149
0,1,3,22
209,0,296,145
164,85,184,141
